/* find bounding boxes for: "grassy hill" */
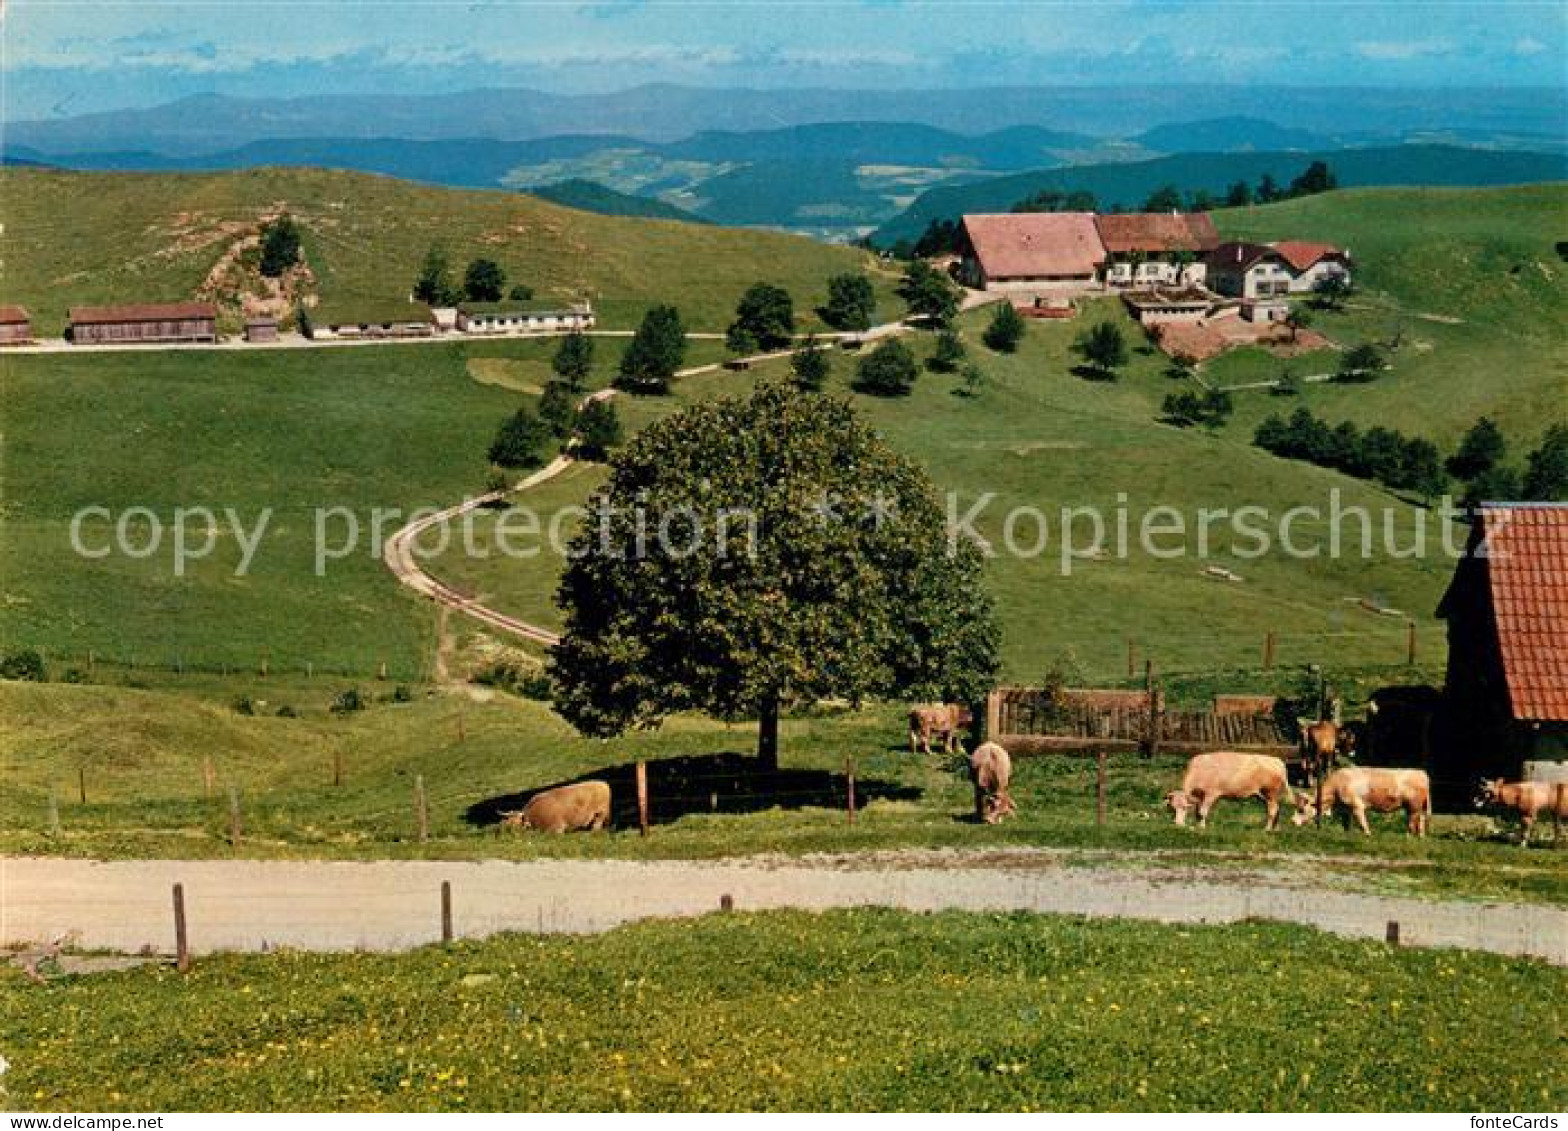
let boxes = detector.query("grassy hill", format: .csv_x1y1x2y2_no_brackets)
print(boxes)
874,144,1567,245
0,167,895,334
1209,184,1568,447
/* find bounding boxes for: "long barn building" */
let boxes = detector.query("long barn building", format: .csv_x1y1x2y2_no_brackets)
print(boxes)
68,302,217,345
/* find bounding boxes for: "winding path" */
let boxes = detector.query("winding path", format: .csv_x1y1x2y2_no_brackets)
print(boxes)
4,854,1562,962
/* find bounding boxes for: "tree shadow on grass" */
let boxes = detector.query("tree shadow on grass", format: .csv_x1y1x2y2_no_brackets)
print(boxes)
1070,364,1117,382
463,751,923,830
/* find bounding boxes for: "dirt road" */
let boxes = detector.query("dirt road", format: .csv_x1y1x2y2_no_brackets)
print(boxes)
4,854,1562,963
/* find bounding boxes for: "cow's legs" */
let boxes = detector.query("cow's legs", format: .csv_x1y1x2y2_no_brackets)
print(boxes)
1351,804,1372,836
1264,792,1280,832
1196,794,1217,828
1520,813,1534,846
908,728,919,756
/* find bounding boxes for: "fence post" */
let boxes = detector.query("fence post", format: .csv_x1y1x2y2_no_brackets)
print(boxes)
635,761,650,837
441,880,453,943
456,710,466,744
172,883,190,973
415,775,429,843
202,756,215,799
333,749,344,788
984,690,1001,742
1096,750,1107,827
47,787,61,837
228,786,242,845
1263,631,1276,671
379,661,388,681
1406,621,1417,666
1143,661,1160,758
845,755,857,825
1385,920,1400,947
1126,638,1135,680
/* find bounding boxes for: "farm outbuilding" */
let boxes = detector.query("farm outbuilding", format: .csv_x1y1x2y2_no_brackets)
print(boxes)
305,303,435,340
67,302,217,345
455,301,595,335
0,305,32,345
244,318,279,343
1434,503,1568,798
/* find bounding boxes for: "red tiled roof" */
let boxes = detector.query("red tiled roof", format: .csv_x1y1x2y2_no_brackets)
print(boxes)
1480,504,1568,722
961,213,1106,278
1095,212,1220,254
0,305,29,324
68,302,216,326
1205,241,1285,271
1271,241,1346,272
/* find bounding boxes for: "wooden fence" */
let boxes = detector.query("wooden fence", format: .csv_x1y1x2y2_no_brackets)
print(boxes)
986,686,1291,755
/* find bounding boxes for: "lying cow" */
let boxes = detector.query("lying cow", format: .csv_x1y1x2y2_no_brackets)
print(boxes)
1292,767,1430,836
1299,720,1355,781
969,741,1017,824
1165,751,1292,831
908,703,972,755
1475,779,1568,845
501,780,611,833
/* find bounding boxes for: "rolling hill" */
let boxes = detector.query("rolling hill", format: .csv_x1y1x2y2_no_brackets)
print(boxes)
874,145,1568,245
526,179,707,224
0,166,895,335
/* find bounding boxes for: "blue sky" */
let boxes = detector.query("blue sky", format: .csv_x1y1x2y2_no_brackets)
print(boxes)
3,1,1564,118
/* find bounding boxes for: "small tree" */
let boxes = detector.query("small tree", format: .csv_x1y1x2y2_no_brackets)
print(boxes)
820,273,876,331
549,382,999,770
1161,389,1232,429
1447,417,1507,482
981,302,1026,353
413,246,459,306
1313,273,1352,311
1273,366,1304,397
573,398,623,461
487,407,554,468
1285,305,1314,343
258,215,302,277
0,648,46,682
1461,464,1523,507
464,258,506,303
1143,184,1183,212
552,330,595,391
1336,342,1385,382
725,323,758,356
897,260,960,327
538,380,578,439
854,339,919,397
959,363,986,398
1224,180,1254,207
1165,352,1198,381
928,328,966,373
509,283,535,301
617,305,686,394
1523,424,1568,501
729,283,795,352
1289,160,1337,197
790,335,831,393
1074,321,1127,378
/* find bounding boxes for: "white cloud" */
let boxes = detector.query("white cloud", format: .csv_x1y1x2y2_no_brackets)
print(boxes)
1513,36,1548,56
1354,38,1455,61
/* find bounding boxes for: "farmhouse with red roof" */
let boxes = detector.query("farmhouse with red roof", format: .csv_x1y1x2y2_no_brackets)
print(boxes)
1095,213,1220,288
1436,503,1568,792
956,213,1106,292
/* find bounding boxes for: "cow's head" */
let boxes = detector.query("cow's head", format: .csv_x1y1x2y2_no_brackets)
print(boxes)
1290,790,1319,826
1474,778,1505,809
1164,790,1192,826
954,704,975,728
1336,728,1357,757
983,792,1017,824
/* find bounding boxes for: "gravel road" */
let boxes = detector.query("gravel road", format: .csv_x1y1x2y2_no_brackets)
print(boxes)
4,854,1562,964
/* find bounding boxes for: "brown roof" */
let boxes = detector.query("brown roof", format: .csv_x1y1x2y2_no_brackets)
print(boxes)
1095,212,1220,254
1271,241,1346,272
0,305,29,324
962,213,1106,278
1479,504,1568,722
68,302,216,326
1206,241,1286,271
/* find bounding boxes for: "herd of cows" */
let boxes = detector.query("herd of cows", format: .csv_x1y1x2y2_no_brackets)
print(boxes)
491,704,1566,842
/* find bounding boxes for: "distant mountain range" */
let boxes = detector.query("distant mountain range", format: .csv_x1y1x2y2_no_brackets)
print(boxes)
527,179,707,224
872,144,1568,246
10,84,1565,154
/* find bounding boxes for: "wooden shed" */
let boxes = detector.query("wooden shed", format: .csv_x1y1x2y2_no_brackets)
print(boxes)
244,318,280,343
0,305,32,345
1434,503,1568,799
68,302,217,345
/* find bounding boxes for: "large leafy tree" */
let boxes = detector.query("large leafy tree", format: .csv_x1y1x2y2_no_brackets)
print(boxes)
1073,321,1127,377
463,258,507,302
853,338,919,396
413,246,459,306
487,407,554,469
258,215,302,278
820,273,876,331
1447,417,1507,482
729,283,796,352
1523,424,1568,501
617,305,686,394
551,382,999,770
552,330,594,391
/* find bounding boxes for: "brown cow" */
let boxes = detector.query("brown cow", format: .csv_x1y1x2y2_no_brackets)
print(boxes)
1164,751,1292,831
502,780,611,833
1475,779,1568,845
1292,767,1430,836
969,741,1016,824
1299,720,1355,781
908,703,972,755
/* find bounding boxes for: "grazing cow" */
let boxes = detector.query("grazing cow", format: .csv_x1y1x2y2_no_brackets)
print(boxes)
1475,779,1568,845
1299,720,1355,781
1164,751,1292,830
1292,767,1430,836
969,741,1016,824
502,780,611,833
908,703,973,755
